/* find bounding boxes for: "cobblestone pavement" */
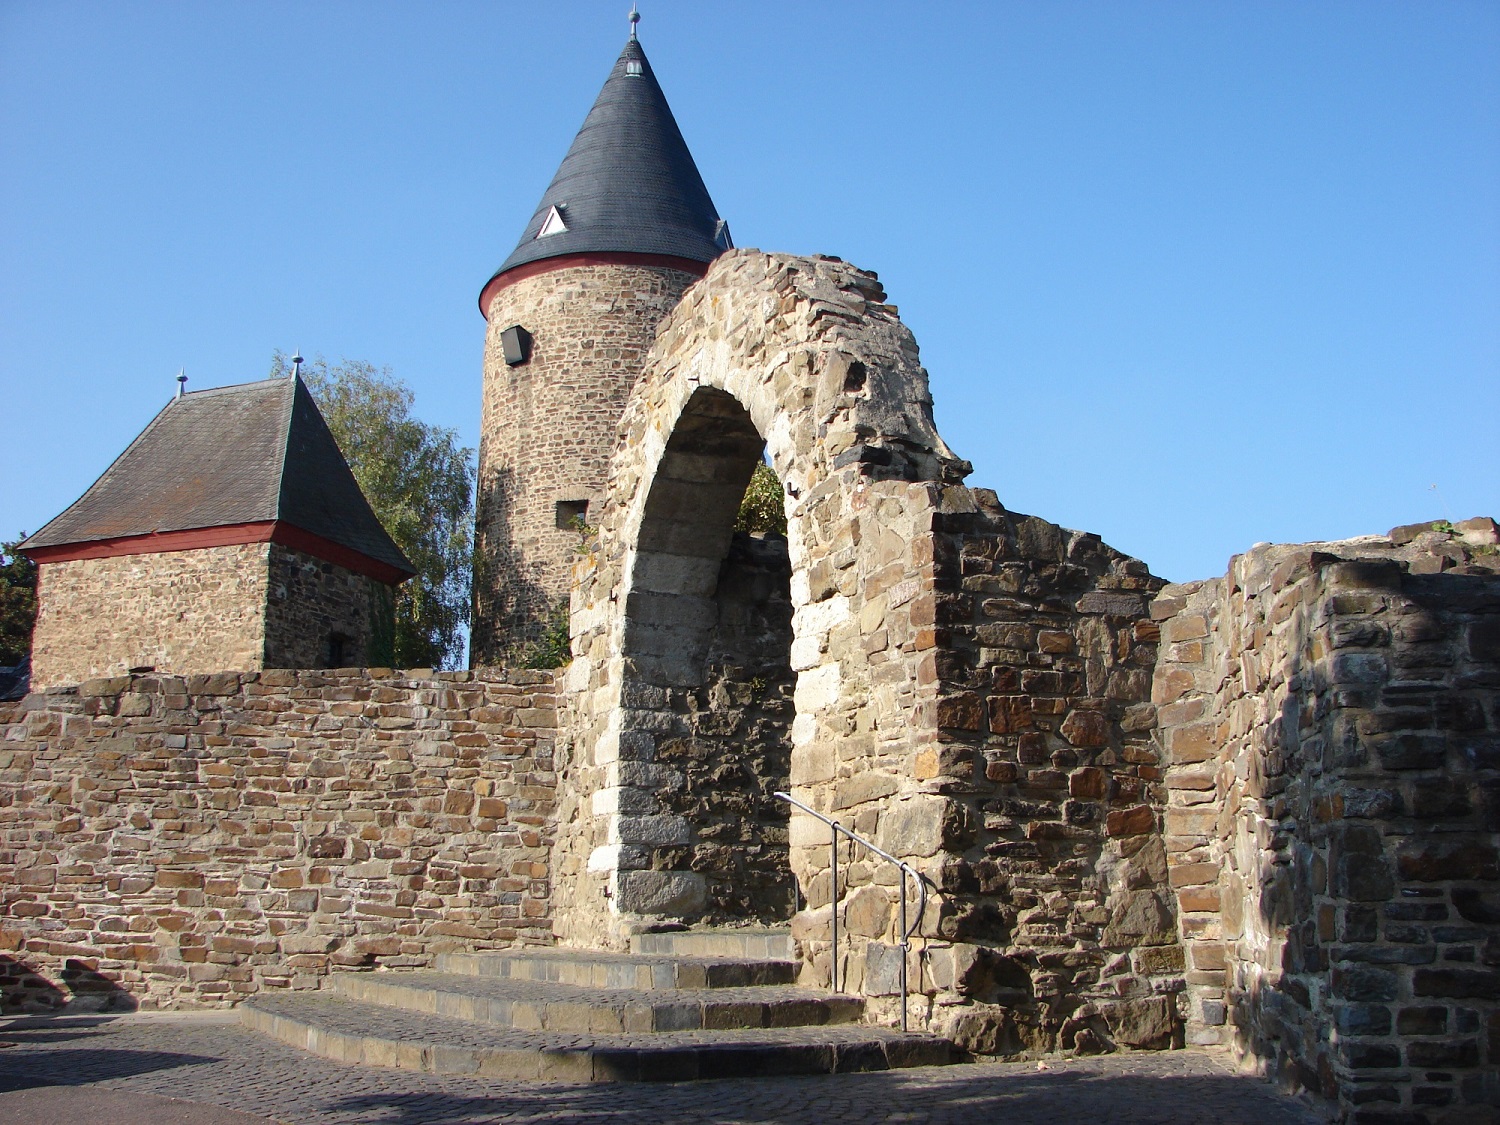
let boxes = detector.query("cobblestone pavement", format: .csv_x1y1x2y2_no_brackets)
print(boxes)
0,1011,1325,1125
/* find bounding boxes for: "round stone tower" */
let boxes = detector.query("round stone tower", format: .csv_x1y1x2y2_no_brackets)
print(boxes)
472,31,730,661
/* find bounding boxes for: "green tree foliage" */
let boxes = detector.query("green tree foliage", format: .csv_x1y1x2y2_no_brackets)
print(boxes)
0,535,37,666
735,462,787,536
270,352,474,669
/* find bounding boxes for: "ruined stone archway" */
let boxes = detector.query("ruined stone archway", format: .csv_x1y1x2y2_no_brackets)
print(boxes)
551,250,975,964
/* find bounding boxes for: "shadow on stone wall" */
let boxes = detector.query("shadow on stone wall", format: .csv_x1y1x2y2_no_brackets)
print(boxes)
0,955,66,1012
0,955,136,1014
1158,538,1500,1122
472,464,559,662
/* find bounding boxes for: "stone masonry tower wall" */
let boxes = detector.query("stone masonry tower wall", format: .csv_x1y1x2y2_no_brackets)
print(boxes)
472,262,701,659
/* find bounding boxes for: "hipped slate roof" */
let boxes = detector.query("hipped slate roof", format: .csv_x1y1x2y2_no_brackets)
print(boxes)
23,377,414,577
486,37,727,284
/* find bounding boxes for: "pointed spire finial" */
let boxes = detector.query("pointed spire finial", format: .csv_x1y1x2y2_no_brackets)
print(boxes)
176,368,187,399
628,4,640,40
291,351,303,379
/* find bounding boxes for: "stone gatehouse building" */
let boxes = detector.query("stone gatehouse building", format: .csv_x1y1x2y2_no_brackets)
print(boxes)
20,374,413,688
3,27,1496,1125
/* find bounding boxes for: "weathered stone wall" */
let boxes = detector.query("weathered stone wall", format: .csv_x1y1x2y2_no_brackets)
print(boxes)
472,261,701,659
262,543,391,670
907,492,1177,1055
1154,522,1500,1122
0,668,556,1011
30,545,271,689
549,249,1184,1053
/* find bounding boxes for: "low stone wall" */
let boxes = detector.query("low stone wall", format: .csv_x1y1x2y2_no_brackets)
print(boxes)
1154,523,1499,1122
0,667,556,1011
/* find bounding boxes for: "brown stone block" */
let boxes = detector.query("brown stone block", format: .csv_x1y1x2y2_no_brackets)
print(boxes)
442,791,475,815
1017,732,1049,764
1165,722,1217,763
1038,630,1074,654
1164,808,1217,837
1162,615,1209,644
936,693,985,731
1189,943,1226,971
1133,944,1185,974
1152,668,1195,705
1397,836,1499,882
1069,767,1109,800
1166,768,1215,791
985,759,1018,783
1178,887,1221,913
1133,620,1161,643
1106,805,1155,837
1022,768,1067,791
1060,709,1109,748
988,696,1033,734
1169,862,1219,888
156,870,204,890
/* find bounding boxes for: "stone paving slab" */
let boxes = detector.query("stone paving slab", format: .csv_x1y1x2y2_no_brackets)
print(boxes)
332,970,862,1032
435,948,798,989
0,1084,280,1125
0,1011,1325,1125
241,993,952,1081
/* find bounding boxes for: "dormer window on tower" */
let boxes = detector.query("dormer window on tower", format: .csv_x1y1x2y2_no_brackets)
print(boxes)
537,205,568,239
625,59,643,76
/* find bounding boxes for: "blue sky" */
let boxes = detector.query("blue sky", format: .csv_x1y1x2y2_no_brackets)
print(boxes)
2,1,1496,583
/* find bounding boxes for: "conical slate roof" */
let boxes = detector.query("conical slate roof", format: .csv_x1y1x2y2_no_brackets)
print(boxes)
23,377,414,578
485,36,728,289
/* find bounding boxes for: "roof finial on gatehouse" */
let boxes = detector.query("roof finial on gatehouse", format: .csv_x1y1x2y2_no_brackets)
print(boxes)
176,368,187,398
291,351,303,379
628,4,640,41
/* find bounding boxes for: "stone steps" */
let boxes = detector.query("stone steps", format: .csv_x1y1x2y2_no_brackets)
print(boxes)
332,971,863,1032
629,927,796,962
434,948,797,990
243,993,956,1082
241,940,961,1083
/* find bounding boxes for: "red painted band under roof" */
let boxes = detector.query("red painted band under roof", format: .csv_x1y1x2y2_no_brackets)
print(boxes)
22,522,411,586
479,251,708,319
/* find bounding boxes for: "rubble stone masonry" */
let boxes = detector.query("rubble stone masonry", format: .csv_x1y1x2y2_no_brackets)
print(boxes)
1153,522,1500,1123
0,668,556,1010
262,543,391,671
473,261,701,658
30,543,393,690
31,544,271,689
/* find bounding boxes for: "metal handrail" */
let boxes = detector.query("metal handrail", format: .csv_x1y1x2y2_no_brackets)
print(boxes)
774,791,927,1031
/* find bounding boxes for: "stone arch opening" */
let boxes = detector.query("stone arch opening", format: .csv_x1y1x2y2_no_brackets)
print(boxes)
554,250,972,965
619,385,797,923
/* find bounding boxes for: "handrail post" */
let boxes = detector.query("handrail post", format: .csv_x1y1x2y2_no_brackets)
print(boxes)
898,887,908,1031
774,791,924,1027
829,829,839,993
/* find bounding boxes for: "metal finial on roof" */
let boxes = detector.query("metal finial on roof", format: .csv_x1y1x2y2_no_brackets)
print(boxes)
628,4,640,40
176,369,187,399
291,351,303,379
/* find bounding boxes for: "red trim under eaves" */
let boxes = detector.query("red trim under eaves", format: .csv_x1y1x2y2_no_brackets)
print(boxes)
22,521,411,586
479,251,709,319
